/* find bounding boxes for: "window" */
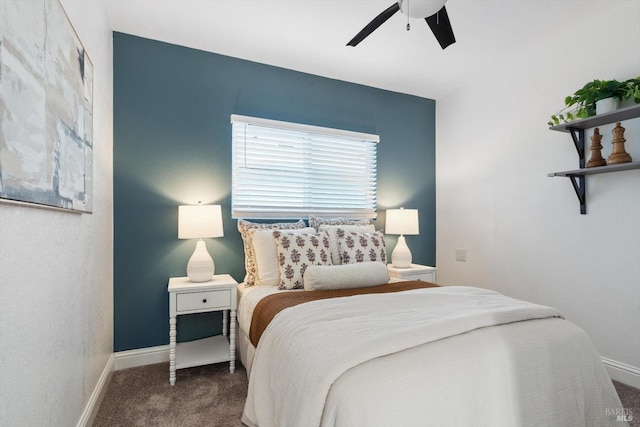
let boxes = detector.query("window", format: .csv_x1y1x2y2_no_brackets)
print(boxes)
231,115,379,219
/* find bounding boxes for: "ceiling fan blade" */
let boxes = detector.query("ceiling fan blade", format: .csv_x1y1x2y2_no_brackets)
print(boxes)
347,2,400,47
425,6,456,49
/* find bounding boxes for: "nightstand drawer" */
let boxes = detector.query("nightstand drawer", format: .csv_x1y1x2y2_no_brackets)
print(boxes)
388,264,437,283
406,272,435,282
176,290,230,312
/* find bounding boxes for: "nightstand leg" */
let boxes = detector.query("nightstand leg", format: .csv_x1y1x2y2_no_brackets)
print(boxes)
230,309,236,373
169,316,176,385
222,309,228,337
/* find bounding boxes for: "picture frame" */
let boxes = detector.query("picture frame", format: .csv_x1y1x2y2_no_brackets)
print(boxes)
0,0,94,213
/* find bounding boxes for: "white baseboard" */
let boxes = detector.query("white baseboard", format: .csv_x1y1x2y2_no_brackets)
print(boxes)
75,347,168,427
76,354,114,427
113,344,170,371
602,357,640,389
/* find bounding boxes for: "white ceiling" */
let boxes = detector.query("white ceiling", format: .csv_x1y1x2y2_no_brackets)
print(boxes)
104,0,615,100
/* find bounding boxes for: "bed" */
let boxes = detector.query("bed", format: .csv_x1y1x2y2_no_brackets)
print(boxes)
234,218,626,427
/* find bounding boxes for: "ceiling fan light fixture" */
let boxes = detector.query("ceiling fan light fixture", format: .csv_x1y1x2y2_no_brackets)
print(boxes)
399,0,447,19
346,0,454,49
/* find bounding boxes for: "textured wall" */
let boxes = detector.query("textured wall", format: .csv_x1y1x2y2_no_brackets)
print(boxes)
0,1,113,425
113,33,436,351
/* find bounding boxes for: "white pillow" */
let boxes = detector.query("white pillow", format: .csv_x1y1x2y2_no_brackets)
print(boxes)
319,224,375,265
303,262,390,291
253,227,316,286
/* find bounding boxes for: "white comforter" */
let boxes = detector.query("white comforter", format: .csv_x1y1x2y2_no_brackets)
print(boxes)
242,286,624,427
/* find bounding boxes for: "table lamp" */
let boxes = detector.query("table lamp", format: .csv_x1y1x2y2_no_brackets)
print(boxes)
178,203,224,282
385,208,419,268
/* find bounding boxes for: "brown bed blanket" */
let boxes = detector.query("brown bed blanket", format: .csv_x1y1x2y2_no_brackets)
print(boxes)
249,280,438,347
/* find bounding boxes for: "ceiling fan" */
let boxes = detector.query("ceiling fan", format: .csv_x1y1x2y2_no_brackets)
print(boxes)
347,0,455,49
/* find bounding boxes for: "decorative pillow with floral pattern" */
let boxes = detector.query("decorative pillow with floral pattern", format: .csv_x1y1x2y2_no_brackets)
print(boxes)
237,219,306,286
308,215,371,231
273,230,332,290
336,229,386,264
319,224,376,265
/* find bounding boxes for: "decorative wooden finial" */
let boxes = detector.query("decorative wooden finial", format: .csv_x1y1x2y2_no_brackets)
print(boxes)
606,122,632,165
587,128,606,167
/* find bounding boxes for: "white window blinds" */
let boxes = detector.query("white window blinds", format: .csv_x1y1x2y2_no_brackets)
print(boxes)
231,115,379,219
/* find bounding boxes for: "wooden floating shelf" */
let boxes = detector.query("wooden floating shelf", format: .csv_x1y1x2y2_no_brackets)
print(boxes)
549,104,640,133
548,161,640,177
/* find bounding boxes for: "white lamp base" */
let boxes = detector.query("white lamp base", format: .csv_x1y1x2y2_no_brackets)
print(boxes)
187,239,215,282
391,235,412,268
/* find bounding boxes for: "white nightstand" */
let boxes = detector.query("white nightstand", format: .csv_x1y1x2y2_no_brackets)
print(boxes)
387,264,437,283
168,274,238,385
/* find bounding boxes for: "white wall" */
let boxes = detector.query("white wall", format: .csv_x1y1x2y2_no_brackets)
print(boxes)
437,1,640,386
0,1,113,425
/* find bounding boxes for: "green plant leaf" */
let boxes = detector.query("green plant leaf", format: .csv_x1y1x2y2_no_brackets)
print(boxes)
550,76,640,125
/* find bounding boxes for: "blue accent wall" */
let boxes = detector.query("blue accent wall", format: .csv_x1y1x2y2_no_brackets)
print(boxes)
113,32,436,352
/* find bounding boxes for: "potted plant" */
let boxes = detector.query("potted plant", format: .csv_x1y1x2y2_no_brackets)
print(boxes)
621,77,640,105
548,77,640,126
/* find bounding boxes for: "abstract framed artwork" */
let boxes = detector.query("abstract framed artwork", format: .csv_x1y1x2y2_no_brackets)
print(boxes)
0,0,93,213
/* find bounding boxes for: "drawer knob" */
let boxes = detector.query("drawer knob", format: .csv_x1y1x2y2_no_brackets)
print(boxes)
202,298,207,303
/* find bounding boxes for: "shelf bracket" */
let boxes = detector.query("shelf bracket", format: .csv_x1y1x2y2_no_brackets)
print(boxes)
567,174,586,214
567,127,585,168
566,126,586,213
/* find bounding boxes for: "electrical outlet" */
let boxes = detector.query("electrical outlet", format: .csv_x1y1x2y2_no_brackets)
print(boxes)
455,249,467,262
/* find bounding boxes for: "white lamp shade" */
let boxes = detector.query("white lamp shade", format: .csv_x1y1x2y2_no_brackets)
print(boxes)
178,205,224,239
399,0,447,18
385,208,419,235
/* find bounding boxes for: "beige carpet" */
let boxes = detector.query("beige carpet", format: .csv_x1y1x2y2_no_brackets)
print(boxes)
94,361,640,426
93,362,247,427
615,381,640,427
